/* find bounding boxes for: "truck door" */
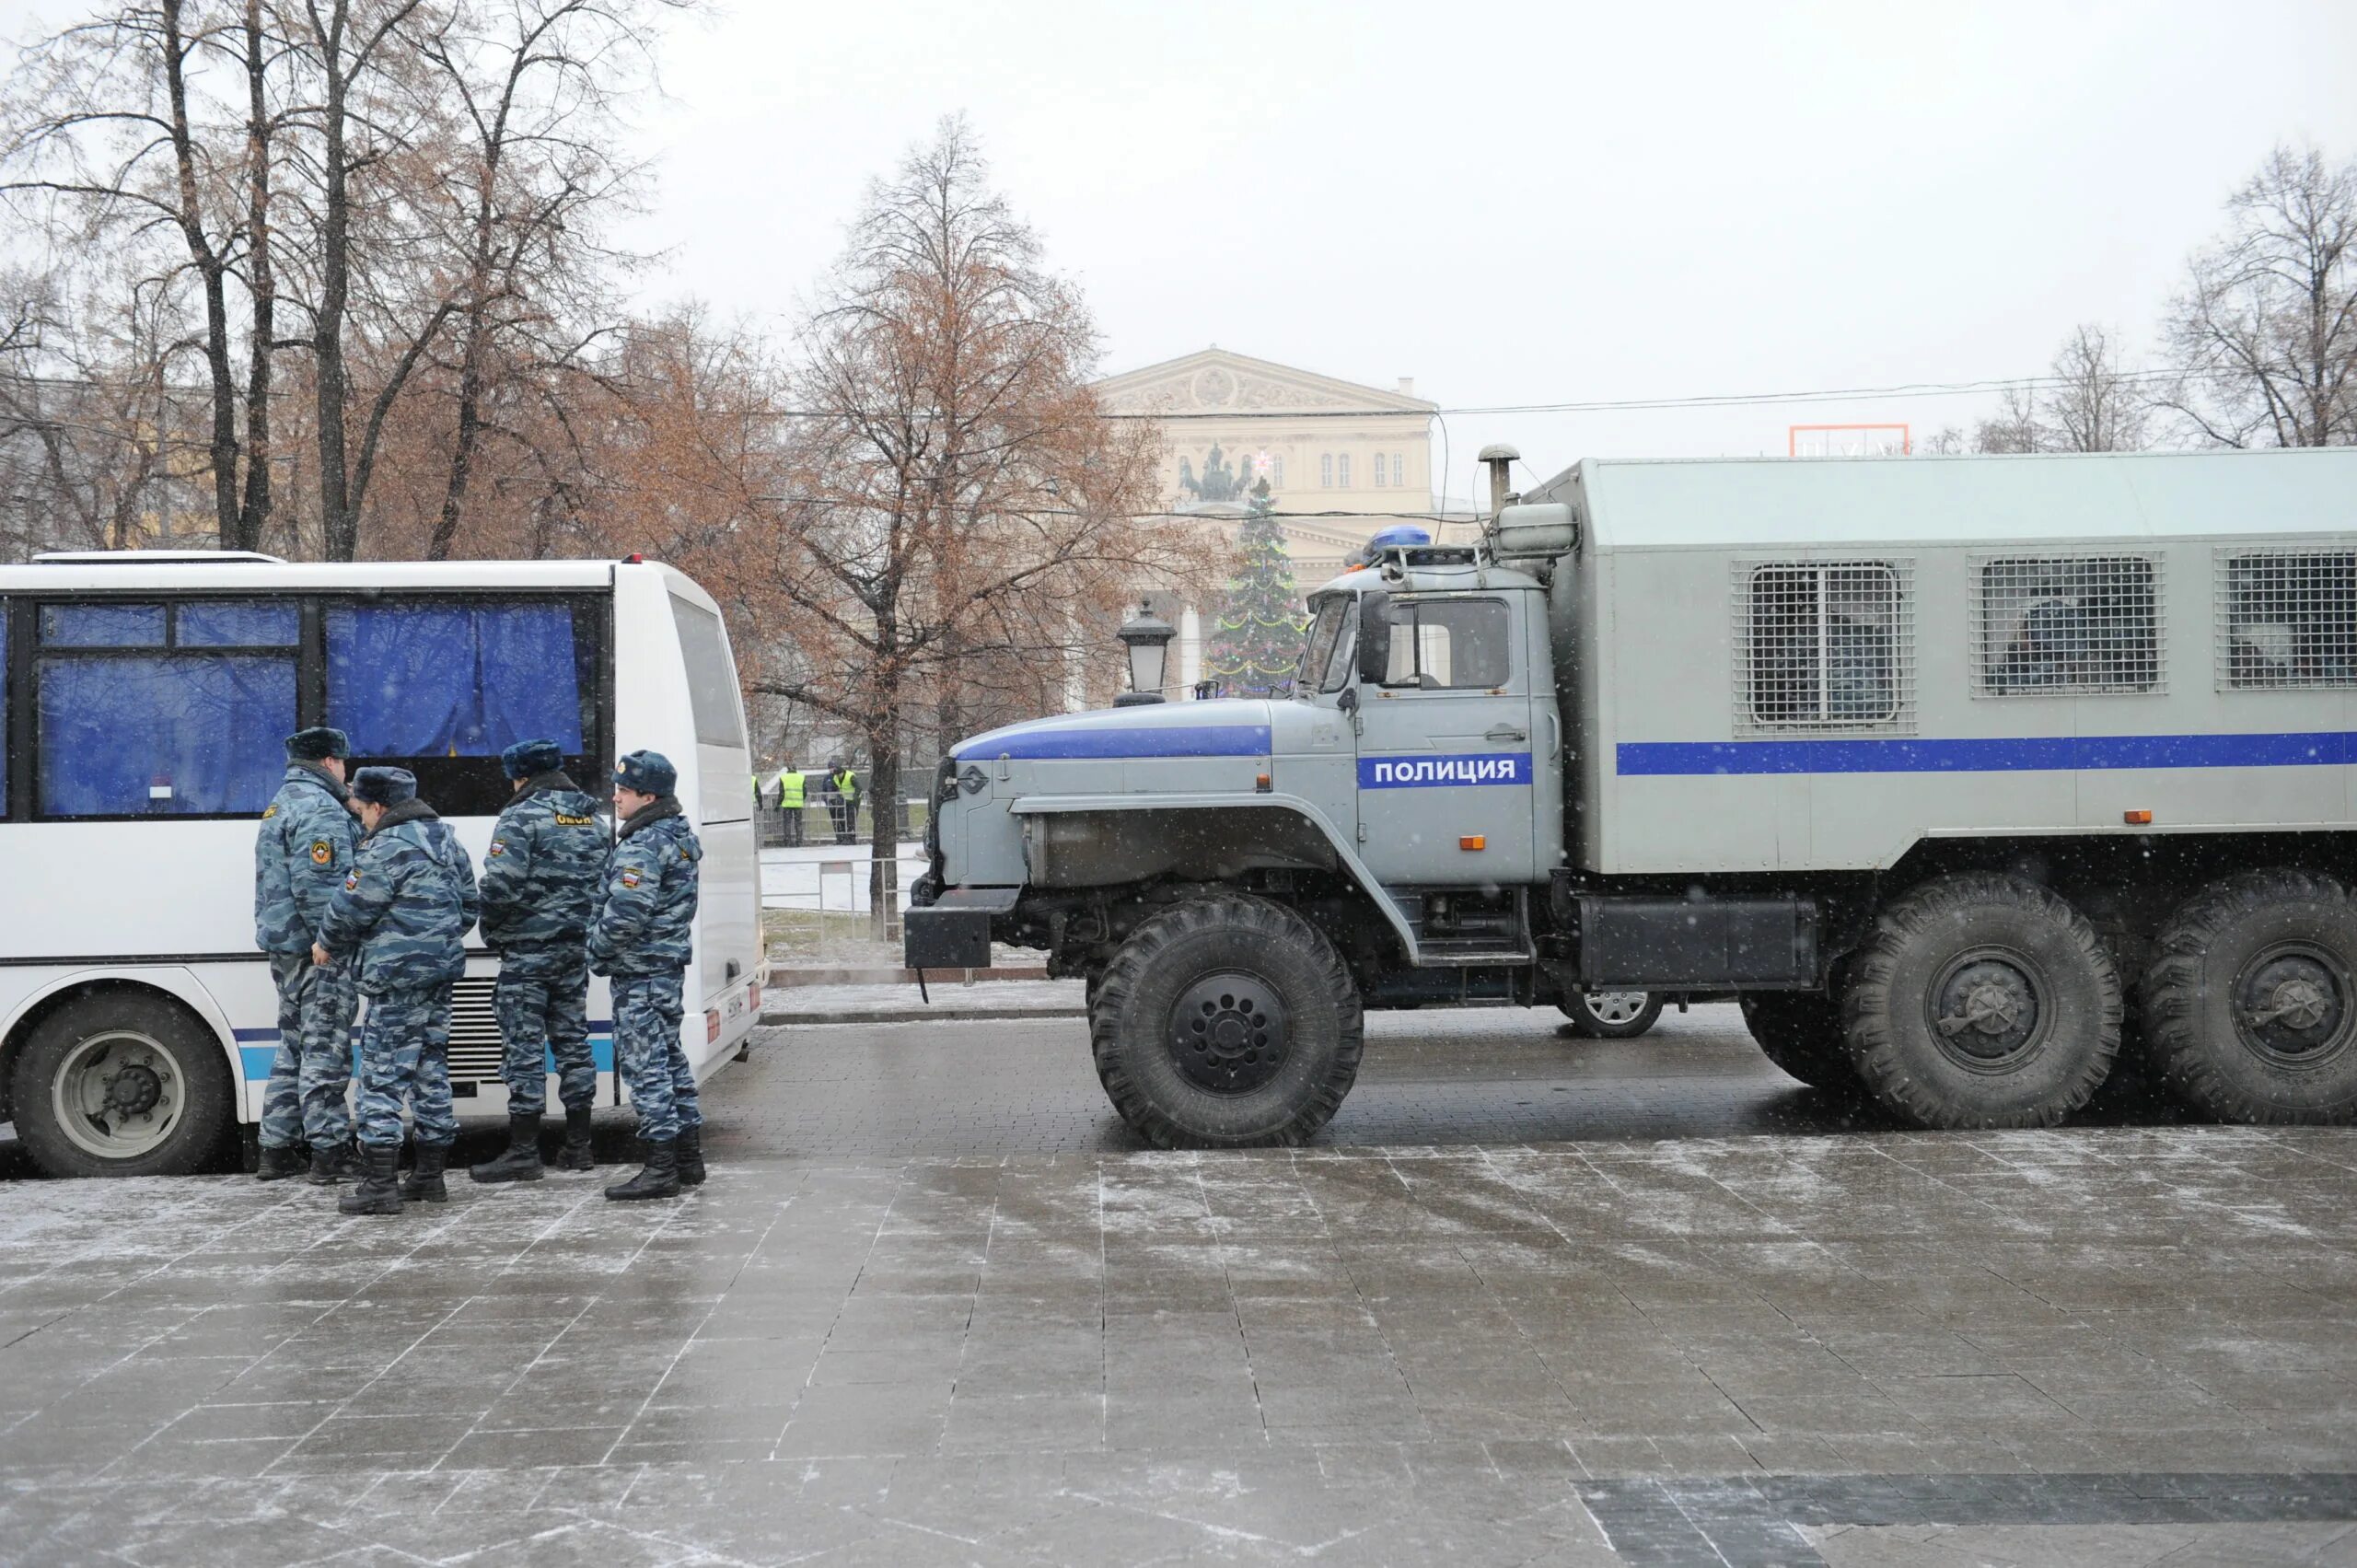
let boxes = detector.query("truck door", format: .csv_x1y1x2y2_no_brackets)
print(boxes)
1353,594,1538,884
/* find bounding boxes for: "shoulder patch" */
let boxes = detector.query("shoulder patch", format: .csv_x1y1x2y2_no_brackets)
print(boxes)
619,867,643,889
552,813,596,827
488,838,507,857
309,840,333,865
261,805,279,819
343,870,360,891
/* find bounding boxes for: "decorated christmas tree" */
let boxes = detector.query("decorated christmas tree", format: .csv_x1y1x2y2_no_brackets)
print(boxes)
1202,479,1310,697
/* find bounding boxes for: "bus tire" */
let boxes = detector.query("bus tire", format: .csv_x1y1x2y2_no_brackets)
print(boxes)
2142,869,2357,1124
1560,991,1664,1039
12,991,235,1178
1091,896,1362,1148
1740,992,1860,1093
1843,874,2119,1129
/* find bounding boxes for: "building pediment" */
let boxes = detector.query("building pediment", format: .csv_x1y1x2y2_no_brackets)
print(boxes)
1095,348,1435,417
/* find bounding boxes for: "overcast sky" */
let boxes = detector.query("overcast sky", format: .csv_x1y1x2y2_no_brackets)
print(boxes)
6,0,2354,504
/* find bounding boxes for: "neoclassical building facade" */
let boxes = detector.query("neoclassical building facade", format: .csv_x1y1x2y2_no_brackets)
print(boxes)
1092,347,1459,694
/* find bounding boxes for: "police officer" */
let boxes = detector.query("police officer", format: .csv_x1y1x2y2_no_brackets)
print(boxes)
591,749,704,1201
773,761,805,846
829,759,859,845
252,726,363,1183
316,767,480,1215
470,738,604,1183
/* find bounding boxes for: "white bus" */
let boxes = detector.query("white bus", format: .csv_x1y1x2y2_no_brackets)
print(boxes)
0,552,766,1178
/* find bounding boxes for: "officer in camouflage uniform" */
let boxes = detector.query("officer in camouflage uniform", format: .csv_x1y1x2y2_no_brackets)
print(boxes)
252,726,364,1183
470,738,605,1183
590,750,704,1201
317,767,480,1216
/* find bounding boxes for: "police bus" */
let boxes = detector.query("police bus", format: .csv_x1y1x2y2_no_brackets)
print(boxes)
0,553,766,1178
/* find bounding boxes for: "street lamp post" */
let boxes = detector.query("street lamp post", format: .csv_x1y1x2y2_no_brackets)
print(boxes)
1114,602,1175,706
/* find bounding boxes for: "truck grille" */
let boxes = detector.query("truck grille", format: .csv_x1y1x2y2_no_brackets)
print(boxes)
445,978,505,1083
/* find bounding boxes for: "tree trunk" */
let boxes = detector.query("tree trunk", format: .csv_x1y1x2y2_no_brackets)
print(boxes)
313,2,355,561
428,308,489,560
159,0,242,548
865,727,901,944
233,0,273,554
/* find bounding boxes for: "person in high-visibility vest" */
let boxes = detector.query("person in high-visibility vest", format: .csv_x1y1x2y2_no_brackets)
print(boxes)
773,762,805,846
829,761,859,845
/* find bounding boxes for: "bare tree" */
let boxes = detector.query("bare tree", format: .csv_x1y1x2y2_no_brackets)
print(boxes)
2159,144,2356,447
1968,325,2149,454
754,121,1197,934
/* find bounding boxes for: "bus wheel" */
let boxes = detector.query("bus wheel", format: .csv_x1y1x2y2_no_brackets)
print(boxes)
1843,874,2120,1129
2142,870,2357,1125
1561,990,1664,1039
13,993,235,1178
1740,992,1860,1093
1091,896,1363,1148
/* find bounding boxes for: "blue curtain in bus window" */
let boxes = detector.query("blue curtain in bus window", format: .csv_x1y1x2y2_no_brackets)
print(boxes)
326,603,581,757
38,654,296,816
179,600,298,647
41,603,166,646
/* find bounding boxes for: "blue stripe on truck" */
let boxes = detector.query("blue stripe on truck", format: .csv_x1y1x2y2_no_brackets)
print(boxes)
1617,730,2357,776
957,725,1271,760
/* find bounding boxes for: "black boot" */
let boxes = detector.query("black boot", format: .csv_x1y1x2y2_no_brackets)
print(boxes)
603,1140,679,1202
469,1113,545,1183
557,1106,596,1171
675,1125,706,1188
307,1137,360,1185
255,1142,304,1182
338,1144,403,1215
400,1141,450,1203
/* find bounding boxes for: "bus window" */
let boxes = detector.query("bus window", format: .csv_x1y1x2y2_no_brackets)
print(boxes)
178,600,298,647
327,602,584,756
36,600,296,816
669,596,745,749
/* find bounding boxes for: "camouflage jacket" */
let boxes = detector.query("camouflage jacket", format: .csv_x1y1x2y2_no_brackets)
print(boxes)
478,772,605,975
588,796,702,977
319,799,481,994
253,764,362,955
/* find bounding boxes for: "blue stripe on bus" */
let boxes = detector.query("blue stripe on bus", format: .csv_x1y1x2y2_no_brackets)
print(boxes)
1616,730,2357,776
238,1037,618,1081
958,725,1271,761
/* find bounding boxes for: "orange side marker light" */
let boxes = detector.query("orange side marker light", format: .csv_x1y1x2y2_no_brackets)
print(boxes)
2123,809,2153,825
1459,835,1486,851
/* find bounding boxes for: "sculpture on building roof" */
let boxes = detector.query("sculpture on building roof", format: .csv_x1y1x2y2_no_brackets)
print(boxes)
1179,443,1249,505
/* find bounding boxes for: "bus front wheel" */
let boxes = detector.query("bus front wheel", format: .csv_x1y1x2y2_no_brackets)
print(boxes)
12,993,235,1178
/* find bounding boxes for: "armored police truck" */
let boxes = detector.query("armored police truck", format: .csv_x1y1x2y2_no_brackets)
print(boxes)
908,448,2357,1144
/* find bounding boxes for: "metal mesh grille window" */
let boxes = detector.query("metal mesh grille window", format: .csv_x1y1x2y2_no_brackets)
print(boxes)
1740,562,1907,729
2220,550,2357,689
1978,556,2161,695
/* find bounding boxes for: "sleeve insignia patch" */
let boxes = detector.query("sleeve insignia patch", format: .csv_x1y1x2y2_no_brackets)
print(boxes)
261,805,279,819
488,839,507,857
309,841,333,865
619,868,643,889
343,871,360,891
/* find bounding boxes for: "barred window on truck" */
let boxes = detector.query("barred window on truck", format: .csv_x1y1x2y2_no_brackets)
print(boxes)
1746,563,1903,726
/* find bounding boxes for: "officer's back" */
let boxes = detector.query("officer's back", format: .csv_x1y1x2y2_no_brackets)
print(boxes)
337,799,476,991
481,770,604,965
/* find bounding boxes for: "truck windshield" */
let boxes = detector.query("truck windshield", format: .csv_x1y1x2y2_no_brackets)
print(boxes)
1296,597,1349,695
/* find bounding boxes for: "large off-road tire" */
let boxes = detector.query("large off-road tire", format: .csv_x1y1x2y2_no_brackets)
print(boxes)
12,991,237,1178
1560,990,1665,1040
1090,896,1363,1148
1842,874,2120,1129
1740,991,1860,1093
2142,869,2357,1124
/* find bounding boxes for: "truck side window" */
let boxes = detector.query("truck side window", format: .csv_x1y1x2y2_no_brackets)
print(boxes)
1979,556,2160,694
1297,598,1349,693
2223,550,2356,689
1747,563,1901,726
1381,598,1510,691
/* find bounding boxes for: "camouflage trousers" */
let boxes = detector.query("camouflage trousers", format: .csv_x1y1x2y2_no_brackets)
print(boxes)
354,984,459,1149
493,957,595,1117
261,953,357,1149
613,970,700,1143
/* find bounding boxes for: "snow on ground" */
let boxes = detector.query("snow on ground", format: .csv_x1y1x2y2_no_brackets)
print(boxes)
760,841,925,912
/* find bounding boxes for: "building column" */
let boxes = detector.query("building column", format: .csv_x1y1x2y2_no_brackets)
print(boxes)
1178,605,1202,698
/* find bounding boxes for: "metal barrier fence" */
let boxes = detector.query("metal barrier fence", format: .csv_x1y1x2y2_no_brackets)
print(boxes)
752,799,926,850
759,836,931,970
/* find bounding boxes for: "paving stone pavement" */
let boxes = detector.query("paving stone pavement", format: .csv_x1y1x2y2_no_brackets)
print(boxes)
3,1005,2355,1566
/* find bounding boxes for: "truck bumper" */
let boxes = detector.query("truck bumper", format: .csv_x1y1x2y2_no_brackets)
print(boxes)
903,886,1021,970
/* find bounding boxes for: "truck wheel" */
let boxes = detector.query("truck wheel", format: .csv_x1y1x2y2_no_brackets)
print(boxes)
1560,991,1664,1039
1090,896,1363,1148
2142,869,2357,1124
1843,874,2120,1129
1740,992,1859,1093
12,992,236,1178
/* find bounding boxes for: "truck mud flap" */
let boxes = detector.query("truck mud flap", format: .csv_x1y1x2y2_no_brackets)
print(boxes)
904,886,1022,970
